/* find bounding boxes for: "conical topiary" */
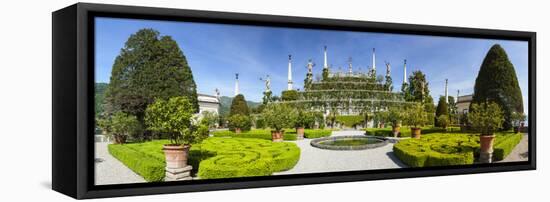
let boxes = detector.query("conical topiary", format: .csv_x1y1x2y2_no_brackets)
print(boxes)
472,44,523,130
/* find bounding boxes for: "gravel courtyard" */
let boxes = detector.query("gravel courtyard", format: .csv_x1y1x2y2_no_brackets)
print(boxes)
95,142,146,185
275,130,407,175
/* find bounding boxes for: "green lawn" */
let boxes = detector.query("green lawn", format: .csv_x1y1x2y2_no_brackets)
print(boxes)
211,129,332,140
393,132,523,167
108,137,300,181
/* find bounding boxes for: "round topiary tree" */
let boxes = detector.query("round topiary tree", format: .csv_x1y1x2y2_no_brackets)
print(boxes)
472,44,523,130
104,29,199,123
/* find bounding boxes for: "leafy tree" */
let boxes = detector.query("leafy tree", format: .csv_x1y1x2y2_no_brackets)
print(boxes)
403,103,428,128
387,107,404,127
262,104,298,132
385,75,393,91
145,97,208,145
436,115,449,129
435,96,449,127
322,68,329,81
104,29,198,122
229,94,250,116
262,91,273,105
108,111,142,144
201,111,218,129
468,102,504,135
228,114,252,132
95,83,108,118
510,111,526,129
472,44,523,130
295,110,316,129
281,90,299,101
406,70,431,103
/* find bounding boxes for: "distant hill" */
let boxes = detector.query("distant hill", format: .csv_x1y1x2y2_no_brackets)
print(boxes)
219,96,261,116
95,83,109,117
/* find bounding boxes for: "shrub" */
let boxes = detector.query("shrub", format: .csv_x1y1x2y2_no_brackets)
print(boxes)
212,129,297,141
295,110,316,128
365,127,450,137
403,103,428,128
436,115,449,129
393,133,522,167
145,97,209,145
108,143,165,182
107,111,142,143
468,101,504,135
281,90,299,101
387,107,404,127
335,115,364,128
228,114,252,131
262,103,298,131
303,129,332,138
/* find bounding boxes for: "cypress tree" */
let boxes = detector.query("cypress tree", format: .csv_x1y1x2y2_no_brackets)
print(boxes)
435,96,449,127
472,44,523,130
104,29,199,122
229,94,250,116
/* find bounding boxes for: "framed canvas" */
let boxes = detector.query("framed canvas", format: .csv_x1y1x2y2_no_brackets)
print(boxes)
52,3,536,199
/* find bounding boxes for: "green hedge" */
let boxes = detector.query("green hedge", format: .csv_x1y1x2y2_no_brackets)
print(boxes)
493,133,523,161
393,133,522,167
365,127,460,137
212,129,297,141
108,137,300,180
335,115,364,127
108,143,165,182
303,129,332,138
212,129,332,140
196,138,300,179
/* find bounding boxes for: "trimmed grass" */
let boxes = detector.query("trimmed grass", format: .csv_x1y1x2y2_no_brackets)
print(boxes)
108,137,300,181
212,129,332,140
393,132,523,167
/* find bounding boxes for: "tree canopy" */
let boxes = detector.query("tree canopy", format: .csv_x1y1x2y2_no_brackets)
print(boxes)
104,28,198,121
229,94,250,116
435,96,449,127
472,44,523,130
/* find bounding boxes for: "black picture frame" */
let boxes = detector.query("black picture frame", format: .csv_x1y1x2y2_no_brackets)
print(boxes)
52,3,536,199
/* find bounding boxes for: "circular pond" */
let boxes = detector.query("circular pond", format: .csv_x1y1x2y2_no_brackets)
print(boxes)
310,136,389,150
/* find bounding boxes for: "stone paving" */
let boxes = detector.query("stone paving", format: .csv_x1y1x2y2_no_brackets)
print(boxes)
94,142,146,185
275,130,407,175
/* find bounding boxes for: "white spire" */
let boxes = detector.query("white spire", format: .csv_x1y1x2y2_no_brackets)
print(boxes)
403,59,407,84
445,79,448,103
372,48,376,71
287,55,293,90
323,46,328,69
234,73,239,96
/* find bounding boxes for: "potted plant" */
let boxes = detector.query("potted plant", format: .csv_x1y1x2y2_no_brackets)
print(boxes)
101,111,141,144
510,111,526,133
403,103,428,139
145,97,209,170
295,110,314,140
467,101,504,163
436,115,449,130
262,103,297,142
228,114,251,134
375,111,389,128
387,107,404,137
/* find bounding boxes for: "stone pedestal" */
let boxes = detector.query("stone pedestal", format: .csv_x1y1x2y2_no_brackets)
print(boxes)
165,165,193,181
479,152,493,163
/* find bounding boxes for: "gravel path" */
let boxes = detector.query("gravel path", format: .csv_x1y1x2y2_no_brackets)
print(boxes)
94,142,146,185
275,130,406,175
499,133,529,163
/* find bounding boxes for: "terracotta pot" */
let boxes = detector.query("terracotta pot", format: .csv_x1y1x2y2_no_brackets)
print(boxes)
296,127,305,140
411,127,421,139
479,135,495,154
271,130,284,142
392,126,401,137
163,144,190,169
235,128,242,134
114,135,126,144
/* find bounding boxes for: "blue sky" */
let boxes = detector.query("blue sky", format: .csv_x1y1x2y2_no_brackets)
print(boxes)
95,17,529,113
